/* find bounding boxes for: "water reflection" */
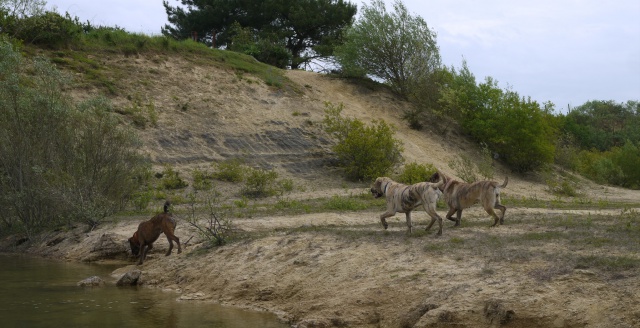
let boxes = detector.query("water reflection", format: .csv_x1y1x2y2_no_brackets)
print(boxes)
0,254,288,328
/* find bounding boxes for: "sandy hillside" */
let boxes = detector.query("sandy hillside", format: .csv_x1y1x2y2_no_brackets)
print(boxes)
4,53,640,328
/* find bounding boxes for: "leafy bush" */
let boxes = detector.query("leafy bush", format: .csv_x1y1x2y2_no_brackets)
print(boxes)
212,158,246,182
0,42,146,236
545,174,579,197
575,140,640,189
439,62,558,173
323,194,370,211
323,102,404,181
192,168,213,191
241,168,279,198
159,165,188,190
562,100,639,151
396,162,437,184
8,11,82,48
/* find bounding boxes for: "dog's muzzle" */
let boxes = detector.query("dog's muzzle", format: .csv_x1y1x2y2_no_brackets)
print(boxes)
370,188,383,198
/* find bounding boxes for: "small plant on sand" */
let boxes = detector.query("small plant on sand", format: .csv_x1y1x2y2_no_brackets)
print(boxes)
185,192,234,247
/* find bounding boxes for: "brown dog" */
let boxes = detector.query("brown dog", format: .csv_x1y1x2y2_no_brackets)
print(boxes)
128,201,181,265
370,177,444,235
429,171,508,227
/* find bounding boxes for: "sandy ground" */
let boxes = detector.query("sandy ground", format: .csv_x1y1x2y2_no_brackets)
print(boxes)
3,56,640,327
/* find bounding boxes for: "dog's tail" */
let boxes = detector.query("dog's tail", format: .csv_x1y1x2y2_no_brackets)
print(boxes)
500,177,508,188
163,200,171,213
432,177,444,190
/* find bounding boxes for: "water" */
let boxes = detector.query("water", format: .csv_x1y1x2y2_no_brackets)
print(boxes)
0,254,288,328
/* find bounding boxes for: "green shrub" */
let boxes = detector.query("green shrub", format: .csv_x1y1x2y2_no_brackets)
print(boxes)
192,168,213,191
546,176,579,197
159,165,188,190
323,194,369,211
396,162,437,184
241,168,279,198
9,11,82,48
0,42,145,235
323,102,403,181
213,159,246,182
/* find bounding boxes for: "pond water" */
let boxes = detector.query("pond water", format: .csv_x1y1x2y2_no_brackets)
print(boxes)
0,254,288,328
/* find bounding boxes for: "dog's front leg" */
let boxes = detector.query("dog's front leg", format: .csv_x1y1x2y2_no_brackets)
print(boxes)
380,212,394,230
139,243,153,265
405,211,413,234
137,246,146,265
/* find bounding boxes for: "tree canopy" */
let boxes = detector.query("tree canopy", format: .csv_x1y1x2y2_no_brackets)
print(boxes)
335,0,441,98
562,100,639,151
162,0,357,69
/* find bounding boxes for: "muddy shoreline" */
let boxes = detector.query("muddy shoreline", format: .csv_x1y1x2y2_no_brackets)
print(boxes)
3,205,639,328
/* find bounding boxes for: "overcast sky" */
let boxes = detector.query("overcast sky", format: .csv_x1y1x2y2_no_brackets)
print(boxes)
46,0,639,112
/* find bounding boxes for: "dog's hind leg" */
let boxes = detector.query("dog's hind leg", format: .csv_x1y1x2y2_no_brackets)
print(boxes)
453,209,463,227
495,202,506,225
165,233,181,256
485,207,501,227
423,206,443,236
445,207,457,224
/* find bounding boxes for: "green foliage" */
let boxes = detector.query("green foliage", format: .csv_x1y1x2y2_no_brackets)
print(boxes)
0,42,146,235
117,96,157,128
162,0,356,69
228,22,291,69
335,0,441,97
440,63,558,173
192,168,214,191
396,162,437,184
1,6,81,48
241,168,279,198
212,158,246,182
323,102,404,181
575,140,640,189
323,194,370,211
563,100,639,151
159,165,189,190
545,174,579,197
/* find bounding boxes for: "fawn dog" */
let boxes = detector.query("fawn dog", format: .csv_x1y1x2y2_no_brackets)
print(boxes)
128,201,181,265
429,171,508,227
370,177,444,235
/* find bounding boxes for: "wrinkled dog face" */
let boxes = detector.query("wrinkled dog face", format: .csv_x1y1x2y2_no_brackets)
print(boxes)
370,178,385,198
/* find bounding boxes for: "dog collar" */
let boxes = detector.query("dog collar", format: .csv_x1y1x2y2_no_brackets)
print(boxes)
383,182,389,195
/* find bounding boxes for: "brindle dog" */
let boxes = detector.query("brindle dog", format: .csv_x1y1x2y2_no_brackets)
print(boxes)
128,201,181,265
429,171,508,227
370,177,444,235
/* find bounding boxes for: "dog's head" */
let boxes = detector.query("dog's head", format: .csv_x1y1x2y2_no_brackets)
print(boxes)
370,177,389,198
428,171,448,190
428,171,441,183
128,234,140,256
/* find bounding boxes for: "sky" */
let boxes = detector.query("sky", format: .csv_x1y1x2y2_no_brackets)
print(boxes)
45,0,640,113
